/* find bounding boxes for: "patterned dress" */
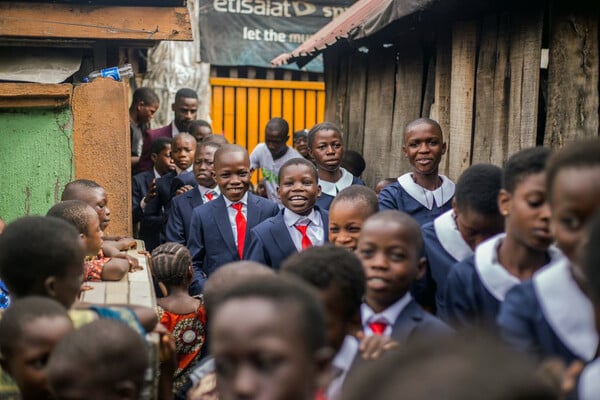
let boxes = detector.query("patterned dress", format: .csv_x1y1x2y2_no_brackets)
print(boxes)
157,302,207,392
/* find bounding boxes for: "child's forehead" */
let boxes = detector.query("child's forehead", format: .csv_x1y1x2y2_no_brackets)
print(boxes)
404,122,442,140
215,150,249,167
363,218,416,237
314,128,342,139
173,137,196,148
281,163,315,177
20,315,72,340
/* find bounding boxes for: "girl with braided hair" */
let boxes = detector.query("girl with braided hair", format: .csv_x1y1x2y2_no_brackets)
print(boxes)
152,242,207,394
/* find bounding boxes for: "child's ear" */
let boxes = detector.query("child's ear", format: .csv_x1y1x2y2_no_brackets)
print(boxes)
402,144,408,158
151,153,158,163
186,265,194,282
44,276,58,299
416,257,427,281
114,380,137,400
451,198,459,216
498,189,511,217
441,142,447,155
316,184,322,198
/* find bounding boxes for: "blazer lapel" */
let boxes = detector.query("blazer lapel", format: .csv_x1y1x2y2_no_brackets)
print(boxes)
187,189,204,209
390,300,423,342
271,211,297,256
213,197,238,256
315,206,329,242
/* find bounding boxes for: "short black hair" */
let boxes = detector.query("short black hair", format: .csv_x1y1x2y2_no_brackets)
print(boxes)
307,122,343,150
363,211,423,254
47,319,148,393
214,144,248,167
502,147,551,193
0,216,84,299
212,275,326,352
455,164,502,215
331,185,379,216
151,242,192,287
293,129,308,141
175,88,198,101
172,132,196,147
584,212,600,303
404,118,443,141
189,119,212,131
278,157,318,183
343,335,555,400
151,137,172,155
281,245,365,322
341,150,366,177
265,117,289,137
130,87,159,109
61,179,102,201
546,139,600,202
0,296,71,357
47,200,96,234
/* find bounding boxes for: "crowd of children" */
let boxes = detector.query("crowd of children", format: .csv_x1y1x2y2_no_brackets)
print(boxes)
1,92,600,400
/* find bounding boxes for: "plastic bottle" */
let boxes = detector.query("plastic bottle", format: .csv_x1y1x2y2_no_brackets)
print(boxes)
83,64,133,82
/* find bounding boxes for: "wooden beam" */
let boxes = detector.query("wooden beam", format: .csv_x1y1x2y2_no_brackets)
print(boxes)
0,83,72,108
431,27,452,177
0,3,192,41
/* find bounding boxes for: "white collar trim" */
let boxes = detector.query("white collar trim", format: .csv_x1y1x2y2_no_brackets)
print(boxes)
579,358,600,400
397,173,455,210
433,210,472,262
283,208,320,228
474,234,520,301
533,258,598,361
319,168,354,197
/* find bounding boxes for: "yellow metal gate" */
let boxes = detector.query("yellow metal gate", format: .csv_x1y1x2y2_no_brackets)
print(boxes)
210,77,325,153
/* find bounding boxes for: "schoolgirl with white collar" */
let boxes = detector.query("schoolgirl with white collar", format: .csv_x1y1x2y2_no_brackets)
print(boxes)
498,140,600,364
445,147,559,331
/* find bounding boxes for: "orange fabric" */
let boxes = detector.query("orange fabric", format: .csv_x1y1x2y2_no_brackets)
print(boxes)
84,249,110,282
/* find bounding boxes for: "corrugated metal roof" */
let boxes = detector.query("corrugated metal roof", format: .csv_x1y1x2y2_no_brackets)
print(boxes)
272,0,437,67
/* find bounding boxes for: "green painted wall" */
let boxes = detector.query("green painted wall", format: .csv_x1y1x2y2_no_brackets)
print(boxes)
0,107,74,223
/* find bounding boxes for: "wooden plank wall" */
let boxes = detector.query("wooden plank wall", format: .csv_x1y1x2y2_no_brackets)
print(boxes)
324,3,600,187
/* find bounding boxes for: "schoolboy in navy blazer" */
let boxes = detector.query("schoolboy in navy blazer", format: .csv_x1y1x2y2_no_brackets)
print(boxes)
186,145,278,294
247,158,328,271
170,170,198,198
165,141,221,244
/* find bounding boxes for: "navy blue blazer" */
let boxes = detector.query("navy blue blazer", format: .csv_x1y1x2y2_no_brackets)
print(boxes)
246,206,329,271
132,170,154,226
316,176,366,211
144,171,178,244
187,192,279,281
378,181,453,226
165,188,205,244
170,170,198,198
389,299,454,342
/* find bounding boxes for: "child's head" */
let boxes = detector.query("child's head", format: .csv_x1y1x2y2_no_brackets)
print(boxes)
210,275,331,400
0,217,84,308
47,200,103,257
277,158,321,215
357,211,426,312
47,319,149,400
150,137,175,175
498,147,552,253
61,179,110,231
151,242,193,290
453,164,505,250
203,133,229,145
281,245,365,352
189,119,213,142
193,141,220,188
402,118,446,176
375,178,396,195
341,149,366,177
546,139,600,264
265,117,290,159
213,144,251,202
293,129,309,158
171,132,197,171
308,122,344,174
0,297,73,400
172,88,199,133
329,186,379,250
129,87,159,125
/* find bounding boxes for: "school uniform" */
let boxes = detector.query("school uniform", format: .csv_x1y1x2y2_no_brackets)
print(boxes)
361,293,453,342
246,206,329,270
165,185,220,244
187,192,279,294
170,170,198,198
315,167,366,210
137,123,174,173
578,358,600,400
326,335,359,400
497,258,598,364
421,209,473,318
134,168,165,251
378,173,455,226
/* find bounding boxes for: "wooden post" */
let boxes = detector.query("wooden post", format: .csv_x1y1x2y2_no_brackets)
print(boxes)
431,27,452,177
473,13,510,165
507,9,543,154
345,52,369,153
544,9,599,146
449,20,478,180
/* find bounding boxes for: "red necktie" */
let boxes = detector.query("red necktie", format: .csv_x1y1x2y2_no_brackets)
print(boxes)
294,223,313,250
232,203,246,258
205,191,214,201
368,321,388,335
